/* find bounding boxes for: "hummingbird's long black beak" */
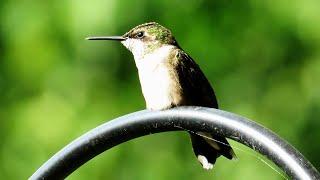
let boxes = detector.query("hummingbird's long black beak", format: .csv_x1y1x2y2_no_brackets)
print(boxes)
86,36,126,41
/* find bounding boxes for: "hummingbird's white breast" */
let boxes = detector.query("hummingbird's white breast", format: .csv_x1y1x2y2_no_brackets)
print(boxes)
134,45,179,110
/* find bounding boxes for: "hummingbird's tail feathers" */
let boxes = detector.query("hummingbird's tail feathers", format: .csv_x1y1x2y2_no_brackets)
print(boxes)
229,148,238,160
190,133,236,170
190,133,219,169
197,132,236,160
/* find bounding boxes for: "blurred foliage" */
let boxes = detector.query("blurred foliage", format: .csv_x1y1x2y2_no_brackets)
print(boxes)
0,0,320,179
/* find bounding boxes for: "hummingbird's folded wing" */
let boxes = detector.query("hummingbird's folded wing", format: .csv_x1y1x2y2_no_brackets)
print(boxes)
174,49,236,161
174,49,219,108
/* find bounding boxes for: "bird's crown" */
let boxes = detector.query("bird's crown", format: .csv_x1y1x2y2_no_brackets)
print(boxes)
123,22,177,45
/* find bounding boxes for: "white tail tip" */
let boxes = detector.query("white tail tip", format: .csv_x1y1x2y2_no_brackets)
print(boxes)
197,155,213,170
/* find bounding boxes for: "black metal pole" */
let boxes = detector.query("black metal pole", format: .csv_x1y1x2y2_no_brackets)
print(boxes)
29,107,320,180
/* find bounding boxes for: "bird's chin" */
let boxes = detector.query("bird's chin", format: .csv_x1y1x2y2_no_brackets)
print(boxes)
121,40,132,51
121,38,146,59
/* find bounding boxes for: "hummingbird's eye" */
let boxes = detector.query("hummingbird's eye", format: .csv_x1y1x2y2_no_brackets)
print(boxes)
135,32,144,38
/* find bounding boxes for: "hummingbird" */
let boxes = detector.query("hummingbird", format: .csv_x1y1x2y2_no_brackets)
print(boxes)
87,22,236,170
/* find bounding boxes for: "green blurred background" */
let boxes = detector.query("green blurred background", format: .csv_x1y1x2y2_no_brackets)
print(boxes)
1,0,320,179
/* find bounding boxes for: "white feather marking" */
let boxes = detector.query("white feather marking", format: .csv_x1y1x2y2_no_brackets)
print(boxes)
197,155,213,170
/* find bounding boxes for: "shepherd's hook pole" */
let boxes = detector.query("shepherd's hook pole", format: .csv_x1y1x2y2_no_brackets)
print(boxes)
30,107,320,180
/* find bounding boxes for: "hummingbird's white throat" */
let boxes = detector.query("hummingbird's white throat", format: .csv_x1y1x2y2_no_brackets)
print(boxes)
121,38,145,59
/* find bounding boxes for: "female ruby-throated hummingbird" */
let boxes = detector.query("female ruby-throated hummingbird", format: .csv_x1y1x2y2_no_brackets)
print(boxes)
87,22,236,170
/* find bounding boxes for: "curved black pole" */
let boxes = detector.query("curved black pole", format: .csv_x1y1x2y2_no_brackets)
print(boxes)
30,107,320,180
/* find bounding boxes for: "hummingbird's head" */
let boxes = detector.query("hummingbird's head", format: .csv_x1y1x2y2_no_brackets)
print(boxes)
87,22,178,59
121,22,178,58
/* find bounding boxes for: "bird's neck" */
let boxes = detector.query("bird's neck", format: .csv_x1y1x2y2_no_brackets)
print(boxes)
133,45,175,70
